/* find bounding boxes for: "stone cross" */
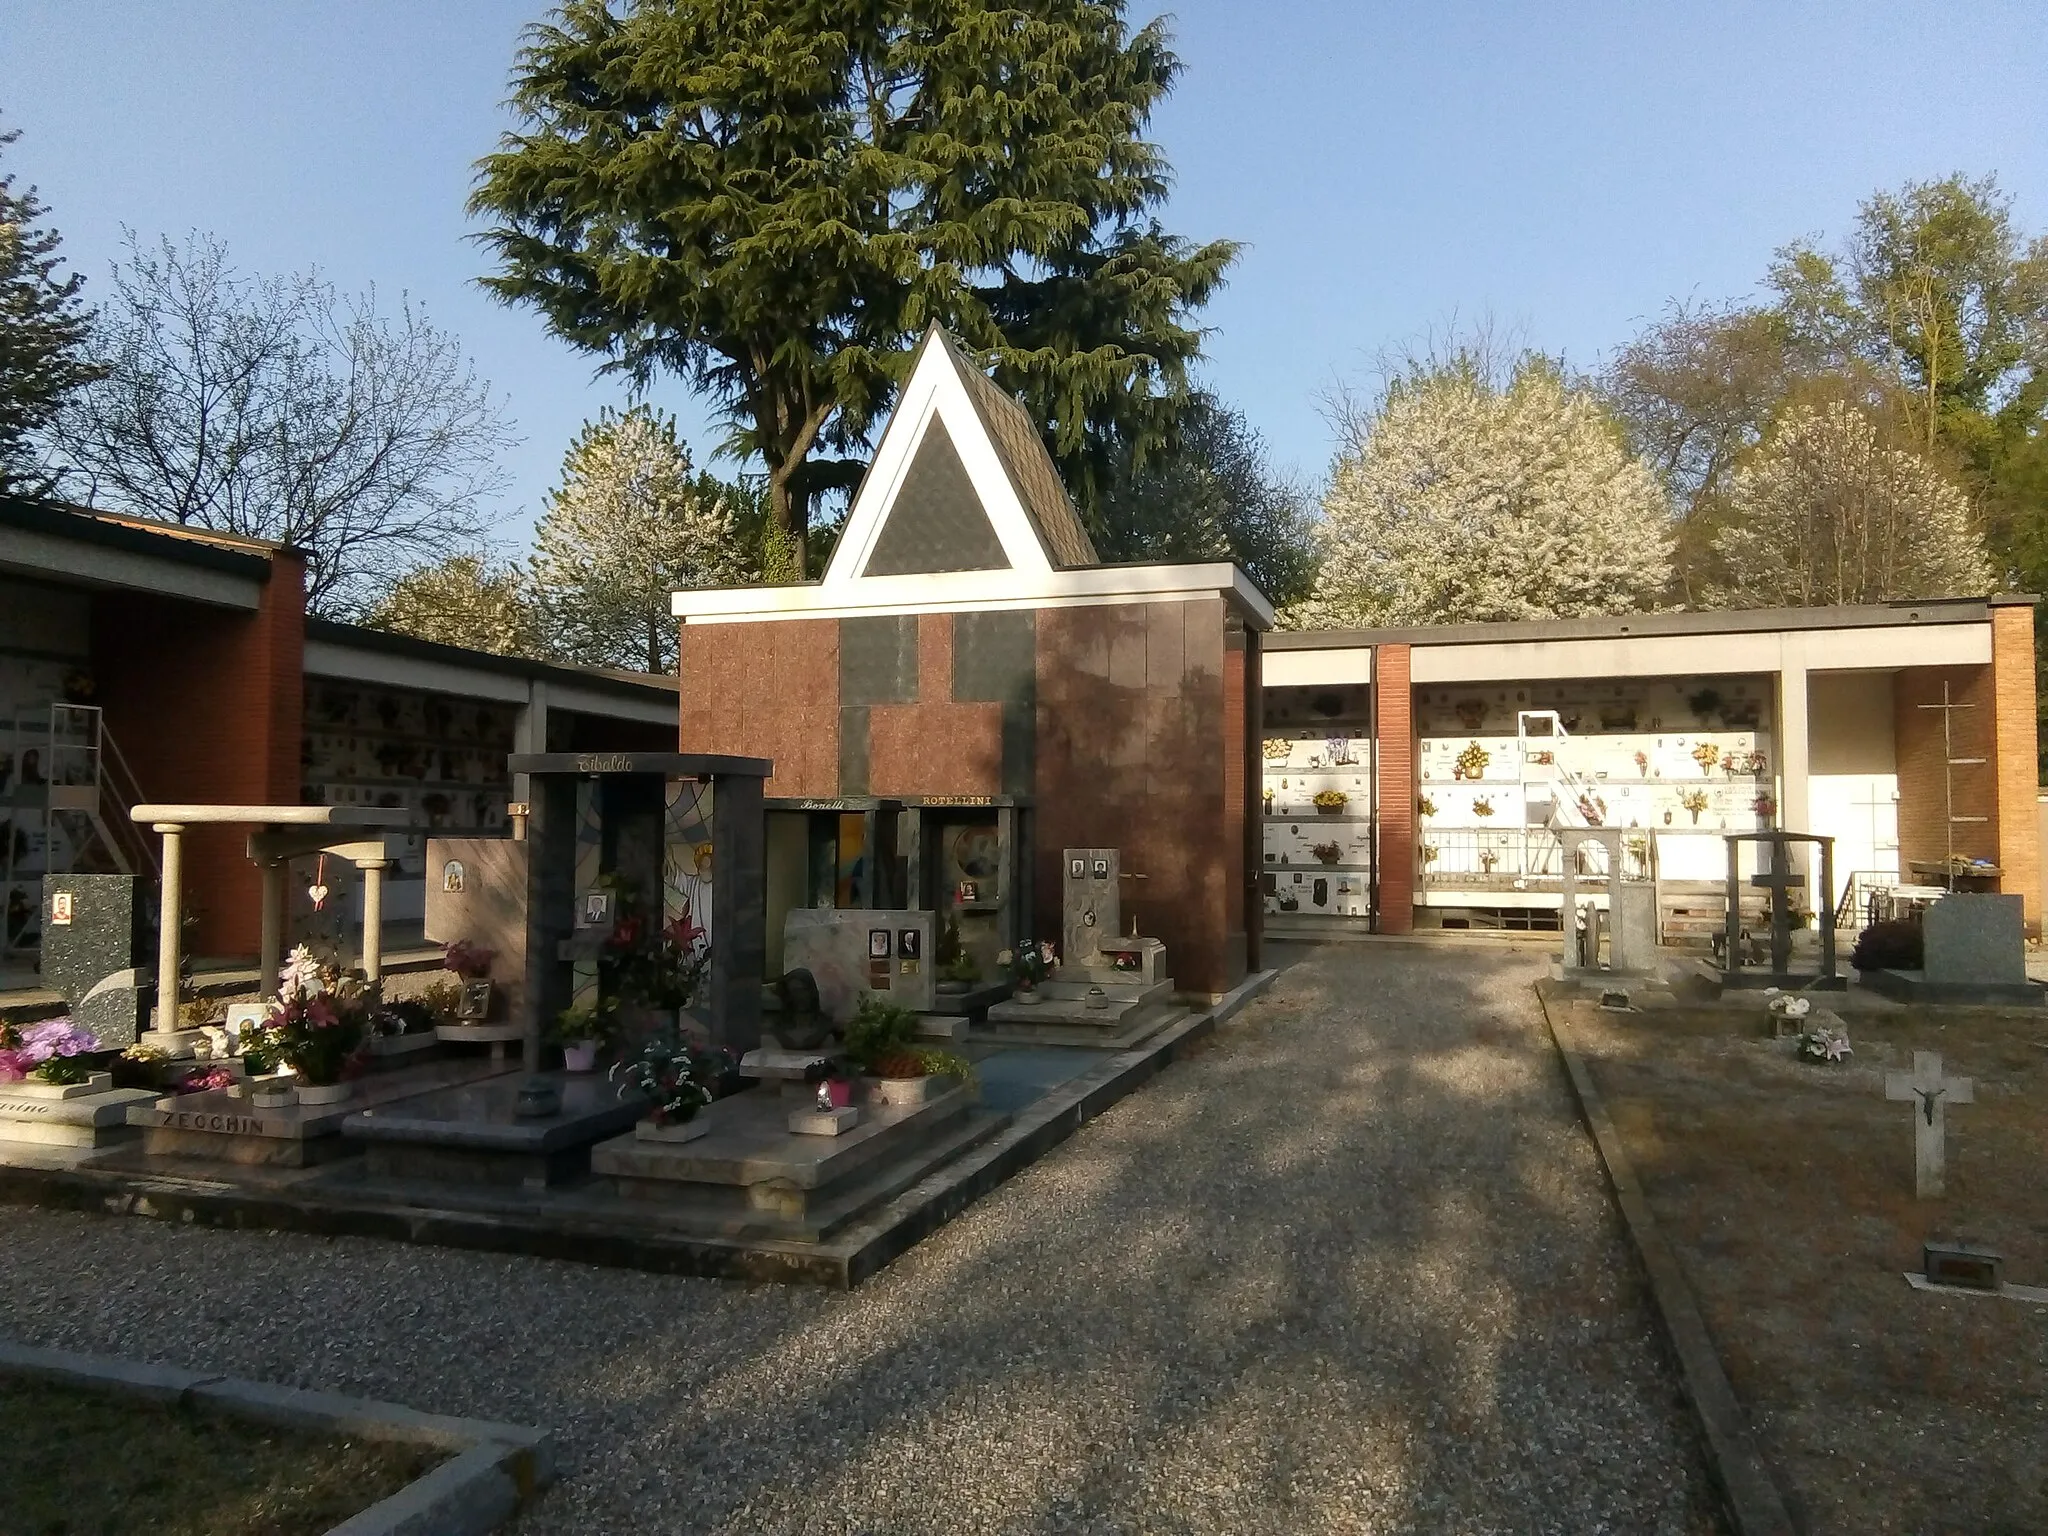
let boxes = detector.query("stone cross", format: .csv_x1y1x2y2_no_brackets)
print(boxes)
1884,1051,1974,1199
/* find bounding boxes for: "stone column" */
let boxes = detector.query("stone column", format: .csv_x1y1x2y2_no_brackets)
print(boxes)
1776,662,1812,900
258,860,285,1000
356,857,386,984
153,823,184,1035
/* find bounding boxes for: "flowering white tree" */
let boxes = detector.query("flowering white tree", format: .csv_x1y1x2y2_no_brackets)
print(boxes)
1287,360,1672,628
1708,401,1993,607
365,552,540,657
528,406,752,671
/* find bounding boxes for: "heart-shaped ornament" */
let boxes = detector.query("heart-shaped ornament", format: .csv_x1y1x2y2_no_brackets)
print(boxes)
307,883,329,909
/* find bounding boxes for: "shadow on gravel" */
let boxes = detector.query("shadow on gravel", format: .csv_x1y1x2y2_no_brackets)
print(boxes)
0,944,1727,1536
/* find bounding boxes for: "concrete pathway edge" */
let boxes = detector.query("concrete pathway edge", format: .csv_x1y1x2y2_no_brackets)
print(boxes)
1535,988,1800,1536
0,1339,556,1536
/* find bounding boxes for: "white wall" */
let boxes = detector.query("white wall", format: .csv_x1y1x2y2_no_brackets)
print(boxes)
1806,670,1899,903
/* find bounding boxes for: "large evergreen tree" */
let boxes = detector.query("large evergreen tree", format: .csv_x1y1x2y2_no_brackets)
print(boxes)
0,124,100,495
471,0,1235,571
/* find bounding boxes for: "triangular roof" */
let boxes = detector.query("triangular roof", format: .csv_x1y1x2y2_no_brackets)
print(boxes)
823,327,1098,584
674,326,1272,629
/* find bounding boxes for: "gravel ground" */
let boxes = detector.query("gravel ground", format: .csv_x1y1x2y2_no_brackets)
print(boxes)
0,945,1725,1534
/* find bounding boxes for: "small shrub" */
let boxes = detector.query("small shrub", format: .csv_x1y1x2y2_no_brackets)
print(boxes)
1850,919,1923,972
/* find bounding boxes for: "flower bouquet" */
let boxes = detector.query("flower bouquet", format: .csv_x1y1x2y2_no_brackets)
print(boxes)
1001,940,1056,1001
243,946,370,1101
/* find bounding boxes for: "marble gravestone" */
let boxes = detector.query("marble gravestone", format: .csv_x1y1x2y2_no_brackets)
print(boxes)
423,837,531,1027
783,909,935,1021
1923,894,2027,988
41,874,149,1047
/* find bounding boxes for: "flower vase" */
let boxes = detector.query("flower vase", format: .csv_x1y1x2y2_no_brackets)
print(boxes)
866,1073,936,1107
1013,984,1040,1007
562,1041,599,1073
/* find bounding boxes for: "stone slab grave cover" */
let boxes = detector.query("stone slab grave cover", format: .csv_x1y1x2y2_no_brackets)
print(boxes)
40,874,148,1048
344,1070,646,1188
782,908,934,1020
0,1076,154,1149
125,1060,509,1167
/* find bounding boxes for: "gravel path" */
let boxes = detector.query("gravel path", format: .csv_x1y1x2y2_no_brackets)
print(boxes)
0,945,1725,1534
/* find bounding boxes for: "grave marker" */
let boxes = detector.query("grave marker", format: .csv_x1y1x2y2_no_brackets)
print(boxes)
1884,1050,1974,1199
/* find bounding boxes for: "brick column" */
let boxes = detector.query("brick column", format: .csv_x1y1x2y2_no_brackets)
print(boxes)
1991,598,2042,931
1375,644,1415,934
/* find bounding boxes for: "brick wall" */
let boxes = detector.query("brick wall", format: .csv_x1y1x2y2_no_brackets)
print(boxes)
91,552,306,958
1894,664,1998,874
1992,601,2041,928
1374,644,1415,934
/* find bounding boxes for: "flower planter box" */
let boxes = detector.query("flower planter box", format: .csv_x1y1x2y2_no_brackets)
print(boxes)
561,1042,600,1074
863,1074,936,1108
634,1116,710,1144
295,1081,353,1106
369,1031,438,1059
2,1072,114,1101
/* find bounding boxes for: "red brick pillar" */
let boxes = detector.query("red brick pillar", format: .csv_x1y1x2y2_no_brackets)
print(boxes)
1375,644,1415,934
1991,598,2041,931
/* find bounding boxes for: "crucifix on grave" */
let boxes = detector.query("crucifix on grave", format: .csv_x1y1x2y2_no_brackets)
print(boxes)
1885,1050,1975,1199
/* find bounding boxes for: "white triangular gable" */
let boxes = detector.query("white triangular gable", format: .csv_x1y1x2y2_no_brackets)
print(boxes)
822,331,1054,589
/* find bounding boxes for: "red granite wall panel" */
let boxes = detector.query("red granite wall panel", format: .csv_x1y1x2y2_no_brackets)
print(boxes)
867,701,1003,796
1375,644,1415,933
678,618,840,797
1035,597,1239,995
92,551,306,958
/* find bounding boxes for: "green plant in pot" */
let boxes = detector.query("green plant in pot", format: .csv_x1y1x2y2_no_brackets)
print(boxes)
934,917,979,993
839,995,974,1106
549,996,621,1072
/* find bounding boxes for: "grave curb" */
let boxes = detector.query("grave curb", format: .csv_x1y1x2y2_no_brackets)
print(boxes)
0,1340,554,1536
0,970,1279,1289
1534,988,1799,1536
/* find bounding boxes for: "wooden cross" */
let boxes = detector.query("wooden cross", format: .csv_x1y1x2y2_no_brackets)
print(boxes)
1885,1051,1975,1199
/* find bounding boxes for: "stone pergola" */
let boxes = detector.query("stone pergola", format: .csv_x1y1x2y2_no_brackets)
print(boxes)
129,804,417,1044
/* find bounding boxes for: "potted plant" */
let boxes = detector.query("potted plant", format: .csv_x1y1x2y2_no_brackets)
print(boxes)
839,996,974,1108
442,939,495,981
1453,741,1490,781
613,1022,730,1142
1001,940,1055,1003
549,997,620,1073
1310,841,1341,866
602,903,710,1034
1312,789,1348,816
245,946,369,1104
934,917,980,996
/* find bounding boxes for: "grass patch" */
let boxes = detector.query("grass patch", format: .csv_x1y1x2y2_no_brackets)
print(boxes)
2,1376,440,1536
1563,996,2048,1535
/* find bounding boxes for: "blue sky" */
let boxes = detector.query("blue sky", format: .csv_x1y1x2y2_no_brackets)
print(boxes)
5,2,2044,545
